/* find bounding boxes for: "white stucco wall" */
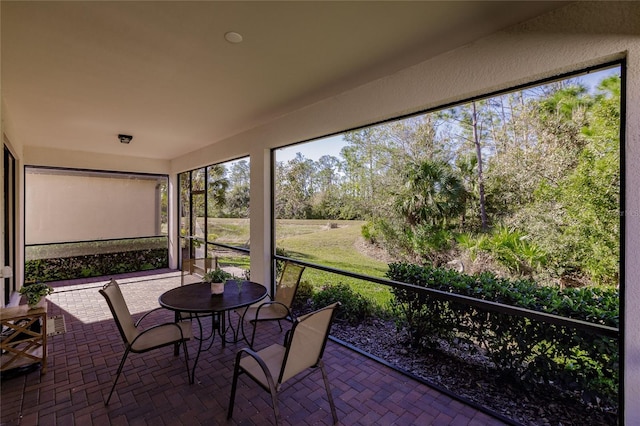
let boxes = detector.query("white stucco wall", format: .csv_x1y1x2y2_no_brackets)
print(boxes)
170,2,640,421
25,171,162,244
24,146,170,175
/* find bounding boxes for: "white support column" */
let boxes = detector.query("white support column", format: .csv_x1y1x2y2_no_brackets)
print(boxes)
624,44,640,424
167,173,180,270
249,147,273,295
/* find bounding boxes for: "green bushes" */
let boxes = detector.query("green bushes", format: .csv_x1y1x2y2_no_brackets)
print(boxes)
25,248,168,282
287,260,618,406
292,280,314,311
296,282,375,325
360,221,378,244
457,227,547,275
386,262,618,403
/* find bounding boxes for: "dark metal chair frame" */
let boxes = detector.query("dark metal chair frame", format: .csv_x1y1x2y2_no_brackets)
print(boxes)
240,261,305,348
99,280,192,405
228,302,340,425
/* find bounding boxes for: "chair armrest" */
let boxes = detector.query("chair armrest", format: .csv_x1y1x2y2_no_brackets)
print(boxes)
253,301,292,321
235,294,273,315
235,347,278,392
131,321,189,347
134,307,165,327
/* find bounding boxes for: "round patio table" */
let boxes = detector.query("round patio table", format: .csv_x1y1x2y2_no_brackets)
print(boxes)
159,280,267,383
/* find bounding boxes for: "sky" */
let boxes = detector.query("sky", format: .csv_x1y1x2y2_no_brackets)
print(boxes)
274,65,620,164
276,135,346,164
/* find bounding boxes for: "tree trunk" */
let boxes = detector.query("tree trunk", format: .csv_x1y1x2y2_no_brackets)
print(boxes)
472,102,488,230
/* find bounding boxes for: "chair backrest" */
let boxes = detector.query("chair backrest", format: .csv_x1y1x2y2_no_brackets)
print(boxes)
274,261,305,308
278,302,340,384
99,280,139,345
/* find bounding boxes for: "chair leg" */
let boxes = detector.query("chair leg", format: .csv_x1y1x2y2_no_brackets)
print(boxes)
249,320,258,349
270,388,281,426
319,360,338,424
105,347,130,405
182,340,191,384
173,311,181,356
227,355,242,419
239,309,255,348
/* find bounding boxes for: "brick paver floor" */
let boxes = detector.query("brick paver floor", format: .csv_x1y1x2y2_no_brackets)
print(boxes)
1,271,509,425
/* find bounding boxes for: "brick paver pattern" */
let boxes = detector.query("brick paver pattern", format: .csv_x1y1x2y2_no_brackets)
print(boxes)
0,271,508,425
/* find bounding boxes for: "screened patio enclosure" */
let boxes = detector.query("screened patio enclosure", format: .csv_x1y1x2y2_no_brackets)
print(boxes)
1,2,639,423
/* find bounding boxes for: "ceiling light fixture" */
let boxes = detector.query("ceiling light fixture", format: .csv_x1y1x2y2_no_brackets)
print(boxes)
224,31,243,44
118,134,133,144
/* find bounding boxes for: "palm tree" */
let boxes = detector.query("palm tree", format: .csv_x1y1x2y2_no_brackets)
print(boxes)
396,159,467,229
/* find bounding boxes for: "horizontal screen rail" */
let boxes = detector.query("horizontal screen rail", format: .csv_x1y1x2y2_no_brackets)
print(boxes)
275,255,619,338
26,235,167,247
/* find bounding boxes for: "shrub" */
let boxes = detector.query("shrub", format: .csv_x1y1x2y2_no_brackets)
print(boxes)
312,283,374,325
361,221,378,243
457,227,547,276
292,280,314,311
25,248,168,283
386,262,618,404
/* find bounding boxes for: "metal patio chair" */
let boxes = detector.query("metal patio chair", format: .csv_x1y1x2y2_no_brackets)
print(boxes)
228,302,340,425
240,261,305,349
99,279,192,405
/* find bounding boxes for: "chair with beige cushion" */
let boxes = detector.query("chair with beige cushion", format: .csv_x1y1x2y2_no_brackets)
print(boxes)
240,261,305,348
228,302,340,425
99,279,192,405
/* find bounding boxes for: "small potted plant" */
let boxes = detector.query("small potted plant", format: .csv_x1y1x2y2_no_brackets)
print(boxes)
19,283,54,309
203,267,231,295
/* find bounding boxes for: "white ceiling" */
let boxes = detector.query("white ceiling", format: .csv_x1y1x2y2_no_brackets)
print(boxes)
1,1,566,161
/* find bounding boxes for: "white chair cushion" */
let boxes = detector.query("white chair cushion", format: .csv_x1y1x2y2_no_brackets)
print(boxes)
131,321,192,352
239,344,286,388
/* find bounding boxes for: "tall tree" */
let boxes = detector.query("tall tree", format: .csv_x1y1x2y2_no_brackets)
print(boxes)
275,153,316,219
471,101,489,230
341,127,382,209
383,115,445,163
207,165,229,215
541,76,621,285
311,155,343,218
444,101,493,231
226,160,250,217
454,153,478,229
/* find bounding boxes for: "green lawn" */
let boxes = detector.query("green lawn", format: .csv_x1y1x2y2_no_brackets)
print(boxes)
275,220,393,307
205,218,250,244
203,218,394,307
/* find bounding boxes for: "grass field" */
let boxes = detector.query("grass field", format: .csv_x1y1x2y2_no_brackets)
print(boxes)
206,218,394,307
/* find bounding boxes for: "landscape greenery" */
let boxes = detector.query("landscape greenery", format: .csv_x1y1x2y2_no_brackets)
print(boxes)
24,237,168,283
276,69,620,417
185,70,621,287
385,262,618,404
184,69,621,292
273,71,621,289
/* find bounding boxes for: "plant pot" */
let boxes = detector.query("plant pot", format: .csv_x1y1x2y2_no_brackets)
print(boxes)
210,281,225,295
28,298,46,310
